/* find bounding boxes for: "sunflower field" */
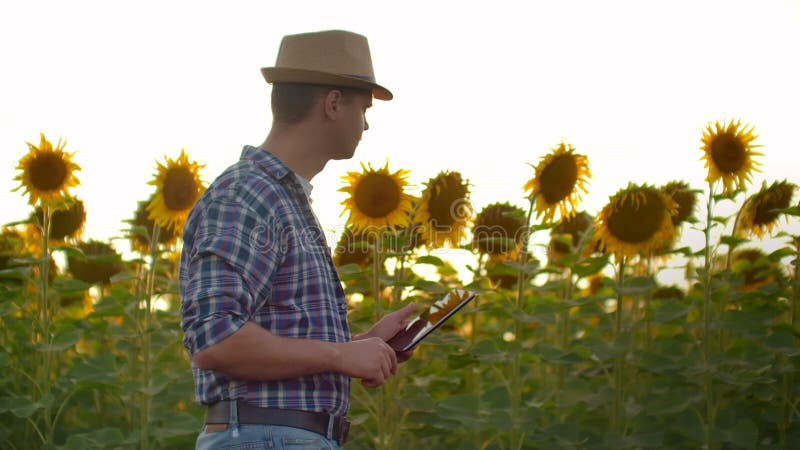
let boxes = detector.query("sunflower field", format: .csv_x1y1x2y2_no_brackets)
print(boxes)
1,120,799,449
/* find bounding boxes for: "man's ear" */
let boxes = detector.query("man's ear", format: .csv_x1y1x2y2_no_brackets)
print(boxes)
323,89,344,120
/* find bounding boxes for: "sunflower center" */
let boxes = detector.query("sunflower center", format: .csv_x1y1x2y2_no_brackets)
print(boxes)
670,190,695,225
428,177,468,229
710,133,746,174
163,167,198,211
29,153,68,191
539,154,578,203
607,190,665,243
354,173,400,218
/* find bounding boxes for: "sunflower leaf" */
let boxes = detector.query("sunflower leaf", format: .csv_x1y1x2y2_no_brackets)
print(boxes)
712,216,731,226
109,272,138,284
53,277,90,293
656,246,693,257
2,218,36,227
572,255,610,278
719,235,748,249
503,260,540,276
776,205,800,217
413,280,445,295
415,255,444,266
768,247,795,261
53,245,86,261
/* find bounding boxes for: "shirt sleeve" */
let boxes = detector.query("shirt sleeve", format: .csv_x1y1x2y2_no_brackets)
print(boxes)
180,196,285,356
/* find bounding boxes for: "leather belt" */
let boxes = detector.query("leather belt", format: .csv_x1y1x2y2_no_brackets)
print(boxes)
205,401,349,445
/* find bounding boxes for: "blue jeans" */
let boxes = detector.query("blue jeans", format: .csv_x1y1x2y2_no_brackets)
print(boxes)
196,400,341,450
195,403,342,450
196,424,341,449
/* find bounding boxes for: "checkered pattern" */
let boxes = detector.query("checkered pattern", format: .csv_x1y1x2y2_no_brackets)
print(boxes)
180,146,351,415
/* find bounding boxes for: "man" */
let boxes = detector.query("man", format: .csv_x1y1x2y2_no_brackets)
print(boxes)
179,30,415,449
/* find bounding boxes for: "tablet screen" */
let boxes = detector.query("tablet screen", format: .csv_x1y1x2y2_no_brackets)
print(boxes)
387,289,477,352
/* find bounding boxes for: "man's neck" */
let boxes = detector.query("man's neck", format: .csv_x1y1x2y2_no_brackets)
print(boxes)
259,124,329,181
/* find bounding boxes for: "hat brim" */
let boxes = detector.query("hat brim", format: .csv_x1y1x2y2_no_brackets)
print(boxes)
261,67,393,101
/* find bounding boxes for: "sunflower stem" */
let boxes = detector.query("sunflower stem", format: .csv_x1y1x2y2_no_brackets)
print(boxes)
556,267,573,408
782,237,800,445
702,182,716,450
372,235,383,319
612,257,626,433
510,194,536,450
140,223,160,450
38,205,54,444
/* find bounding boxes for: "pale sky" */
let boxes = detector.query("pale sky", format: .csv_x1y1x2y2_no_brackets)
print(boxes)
2,0,799,284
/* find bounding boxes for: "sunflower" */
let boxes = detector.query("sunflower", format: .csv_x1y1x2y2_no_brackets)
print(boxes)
472,202,527,258
0,228,25,272
32,196,86,241
339,162,415,234
730,248,780,292
700,119,761,195
67,240,124,285
735,180,796,239
595,183,677,259
660,181,697,226
129,197,179,253
418,171,472,247
523,141,590,223
548,211,594,266
14,133,81,206
147,149,206,234
485,258,519,289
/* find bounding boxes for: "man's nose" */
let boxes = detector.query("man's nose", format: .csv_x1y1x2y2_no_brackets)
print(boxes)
364,118,369,131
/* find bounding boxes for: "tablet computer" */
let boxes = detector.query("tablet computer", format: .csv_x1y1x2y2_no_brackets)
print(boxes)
387,289,477,353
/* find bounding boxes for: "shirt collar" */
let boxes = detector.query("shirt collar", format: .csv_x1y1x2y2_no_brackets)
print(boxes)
240,145,291,180
294,173,314,197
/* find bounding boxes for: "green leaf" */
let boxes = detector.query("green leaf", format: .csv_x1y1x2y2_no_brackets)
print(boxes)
765,327,800,356
52,245,86,261
776,205,800,216
7,398,42,418
64,427,125,449
713,419,757,448
3,218,35,227
53,277,91,293
531,342,584,364
40,329,82,352
768,246,795,261
152,411,202,439
0,352,8,368
109,271,138,284
720,235,749,248
414,255,444,266
413,280,445,295
447,352,477,369
503,259,540,276
616,276,654,296
573,255,610,278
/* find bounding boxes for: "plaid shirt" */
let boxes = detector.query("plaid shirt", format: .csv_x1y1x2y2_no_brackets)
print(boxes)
179,145,351,415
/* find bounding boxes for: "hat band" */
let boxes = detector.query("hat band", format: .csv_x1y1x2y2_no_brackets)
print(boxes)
344,73,376,83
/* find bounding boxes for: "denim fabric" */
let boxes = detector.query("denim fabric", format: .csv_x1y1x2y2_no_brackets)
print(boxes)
196,424,341,450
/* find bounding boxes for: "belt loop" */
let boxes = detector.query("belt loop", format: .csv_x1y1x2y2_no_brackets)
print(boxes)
326,413,335,441
230,400,240,438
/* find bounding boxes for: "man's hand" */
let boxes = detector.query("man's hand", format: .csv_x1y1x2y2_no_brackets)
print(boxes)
356,303,417,363
334,337,398,388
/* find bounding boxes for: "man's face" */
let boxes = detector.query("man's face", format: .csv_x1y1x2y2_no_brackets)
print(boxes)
334,91,372,160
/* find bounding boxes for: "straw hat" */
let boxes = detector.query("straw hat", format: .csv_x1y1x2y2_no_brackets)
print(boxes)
262,30,393,101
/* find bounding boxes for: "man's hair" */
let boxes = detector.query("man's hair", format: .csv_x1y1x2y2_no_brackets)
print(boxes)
271,83,369,125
